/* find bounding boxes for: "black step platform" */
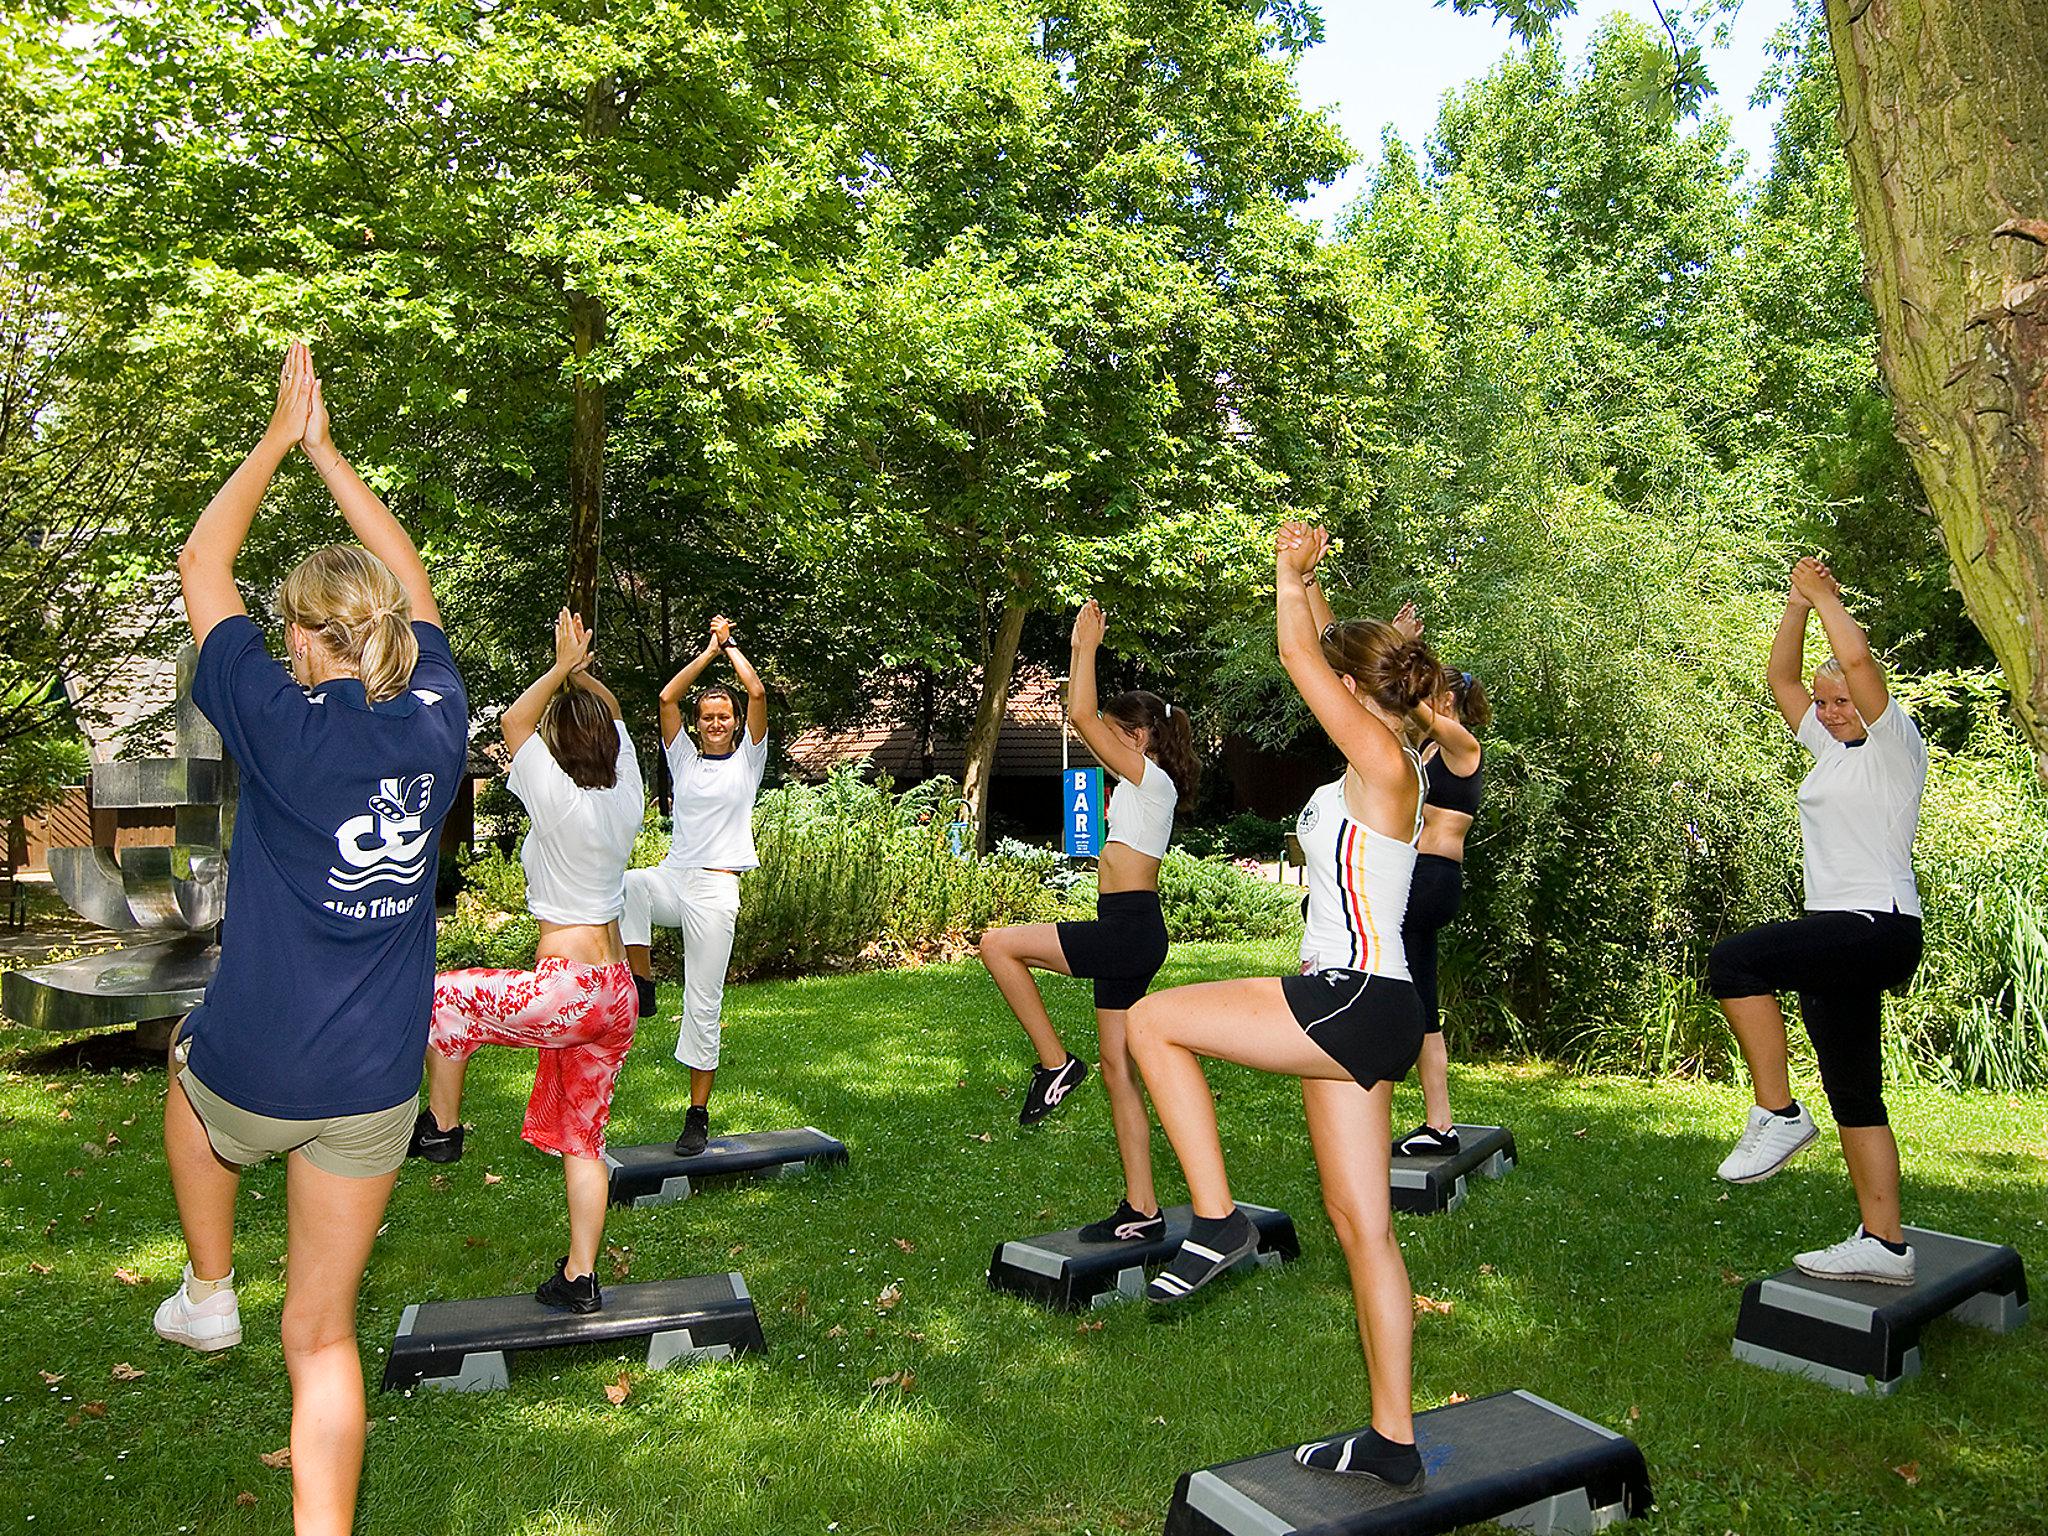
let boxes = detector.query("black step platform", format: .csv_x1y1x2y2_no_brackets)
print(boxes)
604,1126,848,1208
1390,1125,1516,1216
1732,1226,2029,1395
1165,1389,1653,1536
381,1271,764,1393
988,1202,1299,1311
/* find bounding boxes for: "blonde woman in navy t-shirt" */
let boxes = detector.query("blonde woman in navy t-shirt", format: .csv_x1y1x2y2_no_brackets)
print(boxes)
158,346,468,1536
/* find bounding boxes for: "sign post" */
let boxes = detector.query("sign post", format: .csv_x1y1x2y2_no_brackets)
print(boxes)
1063,766,1103,858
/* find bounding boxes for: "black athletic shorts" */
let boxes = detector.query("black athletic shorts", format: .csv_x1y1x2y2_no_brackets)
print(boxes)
1280,968,1425,1090
1057,890,1170,1012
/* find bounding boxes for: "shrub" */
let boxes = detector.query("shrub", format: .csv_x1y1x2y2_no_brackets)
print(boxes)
1179,813,1293,862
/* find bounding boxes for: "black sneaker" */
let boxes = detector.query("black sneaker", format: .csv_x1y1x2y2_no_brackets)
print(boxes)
534,1257,602,1314
1293,1429,1425,1490
1019,1055,1089,1126
633,975,657,1019
408,1109,464,1164
1392,1123,1460,1158
674,1105,710,1157
1078,1200,1166,1244
1146,1207,1258,1302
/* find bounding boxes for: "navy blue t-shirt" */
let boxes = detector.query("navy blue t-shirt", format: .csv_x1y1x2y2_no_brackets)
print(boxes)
183,615,469,1118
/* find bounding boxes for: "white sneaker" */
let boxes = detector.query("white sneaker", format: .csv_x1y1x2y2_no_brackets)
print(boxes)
1794,1228,1917,1286
1716,1103,1818,1183
153,1264,242,1352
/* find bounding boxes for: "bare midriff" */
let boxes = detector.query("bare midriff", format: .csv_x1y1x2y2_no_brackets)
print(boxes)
536,918,626,968
1097,841,1162,895
1416,805,1474,863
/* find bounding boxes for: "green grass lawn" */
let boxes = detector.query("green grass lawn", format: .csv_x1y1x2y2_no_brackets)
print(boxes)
3,940,2045,1535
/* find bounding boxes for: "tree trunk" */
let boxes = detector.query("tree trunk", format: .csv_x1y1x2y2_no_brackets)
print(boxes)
1825,0,2048,772
960,602,1029,853
566,291,606,627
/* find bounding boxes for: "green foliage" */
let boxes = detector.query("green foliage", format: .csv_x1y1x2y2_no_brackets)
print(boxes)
1178,812,1294,862
1153,850,1303,943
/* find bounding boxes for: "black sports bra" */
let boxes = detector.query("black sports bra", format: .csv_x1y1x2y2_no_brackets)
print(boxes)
1423,748,1483,818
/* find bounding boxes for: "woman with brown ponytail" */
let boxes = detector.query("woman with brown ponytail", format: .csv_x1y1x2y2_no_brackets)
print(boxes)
976,599,1202,1243
160,345,469,1535
1126,522,1439,1492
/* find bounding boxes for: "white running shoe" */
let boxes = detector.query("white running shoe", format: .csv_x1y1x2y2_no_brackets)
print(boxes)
1716,1103,1818,1183
153,1264,242,1352
1794,1228,1917,1286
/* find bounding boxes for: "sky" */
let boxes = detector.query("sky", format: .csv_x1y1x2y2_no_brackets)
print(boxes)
1291,0,1803,232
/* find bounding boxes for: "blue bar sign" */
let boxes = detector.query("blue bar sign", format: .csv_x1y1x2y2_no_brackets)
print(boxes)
1063,767,1104,858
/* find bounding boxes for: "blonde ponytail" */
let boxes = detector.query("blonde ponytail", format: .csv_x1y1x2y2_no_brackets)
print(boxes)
278,545,419,703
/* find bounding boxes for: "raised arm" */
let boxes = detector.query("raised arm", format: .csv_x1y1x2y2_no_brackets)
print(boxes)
657,630,723,749
1275,522,1406,788
1767,582,1814,734
1301,529,1336,633
1415,698,1481,776
502,609,592,757
570,662,623,722
1065,600,1148,784
713,615,769,745
178,346,314,644
1794,557,1890,724
301,364,439,628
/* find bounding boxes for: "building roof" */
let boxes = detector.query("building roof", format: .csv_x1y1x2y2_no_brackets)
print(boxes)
786,668,1100,781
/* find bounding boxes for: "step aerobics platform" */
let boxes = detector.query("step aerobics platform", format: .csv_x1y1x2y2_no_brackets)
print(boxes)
1165,1389,1653,1536
1732,1226,2028,1395
988,1202,1299,1311
604,1126,848,1208
381,1272,765,1392
1390,1125,1516,1216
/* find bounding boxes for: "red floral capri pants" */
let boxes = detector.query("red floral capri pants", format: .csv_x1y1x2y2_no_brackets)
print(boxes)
429,956,638,1160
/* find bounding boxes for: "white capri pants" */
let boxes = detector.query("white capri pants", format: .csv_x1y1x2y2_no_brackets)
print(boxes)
621,866,742,1070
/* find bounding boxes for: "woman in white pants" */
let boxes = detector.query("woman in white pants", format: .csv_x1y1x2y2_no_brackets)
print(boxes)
622,615,768,1154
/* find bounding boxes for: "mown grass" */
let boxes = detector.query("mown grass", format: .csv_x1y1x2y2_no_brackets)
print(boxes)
2,940,2044,1535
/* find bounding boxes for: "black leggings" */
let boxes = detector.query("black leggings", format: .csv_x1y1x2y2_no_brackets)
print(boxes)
1707,909,1923,1128
1401,854,1463,1036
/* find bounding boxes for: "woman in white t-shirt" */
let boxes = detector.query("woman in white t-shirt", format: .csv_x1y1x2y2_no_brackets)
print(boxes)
622,614,769,1155
1707,557,1929,1286
976,599,1202,1244
411,609,645,1313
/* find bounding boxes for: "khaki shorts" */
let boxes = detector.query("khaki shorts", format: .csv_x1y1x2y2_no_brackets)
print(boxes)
179,1065,414,1179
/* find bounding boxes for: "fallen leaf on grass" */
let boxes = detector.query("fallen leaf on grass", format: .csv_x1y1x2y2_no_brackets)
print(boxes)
1720,1269,1746,1287
482,1172,503,1186
111,1363,144,1381
1627,1403,1640,1422
236,1492,257,1508
429,1174,449,1191
82,1401,106,1418
38,1370,63,1384
606,1244,632,1280
462,1237,488,1250
28,1261,52,1276
786,1288,811,1320
104,1133,121,1149
121,1072,141,1086
83,1141,108,1158
727,1244,744,1257
869,1369,917,1393
1150,1416,1167,1426
825,1325,847,1339
603,1370,631,1406
1444,1392,1469,1405
1478,1263,1496,1276
57,1108,72,1121
969,1132,992,1144
1413,1293,1454,1316
875,1283,903,1311
893,1238,916,1253
63,1168,84,1178
259,1448,291,1471
1077,1320,1104,1333
1571,1127,1588,1139
112,1267,142,1286
1893,1462,1920,1486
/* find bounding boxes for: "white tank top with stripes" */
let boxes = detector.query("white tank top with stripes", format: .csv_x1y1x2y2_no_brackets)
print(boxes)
1295,755,1426,981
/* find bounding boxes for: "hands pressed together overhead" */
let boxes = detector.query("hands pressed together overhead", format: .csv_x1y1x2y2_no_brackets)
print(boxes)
1789,556,1840,610
1071,598,1107,652
554,608,594,676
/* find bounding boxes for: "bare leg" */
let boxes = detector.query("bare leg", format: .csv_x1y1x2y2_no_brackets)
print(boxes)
280,1154,398,1536
1095,1008,1158,1215
689,1066,715,1110
164,1063,241,1282
424,1047,467,1133
1414,1033,1453,1132
1718,994,1794,1110
626,943,652,982
563,1154,610,1279
1127,978,1353,1218
977,924,1075,1071
1302,1075,1413,1442
1839,1125,1904,1243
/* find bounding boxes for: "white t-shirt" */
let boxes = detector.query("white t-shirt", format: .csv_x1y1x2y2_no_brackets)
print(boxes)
1796,700,1927,917
662,727,769,872
1104,758,1177,860
508,720,646,925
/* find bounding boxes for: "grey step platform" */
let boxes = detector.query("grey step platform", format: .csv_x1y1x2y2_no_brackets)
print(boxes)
988,1202,1299,1311
604,1127,848,1208
1732,1226,2029,1394
380,1271,764,1392
1390,1125,1515,1216
1164,1389,1653,1536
